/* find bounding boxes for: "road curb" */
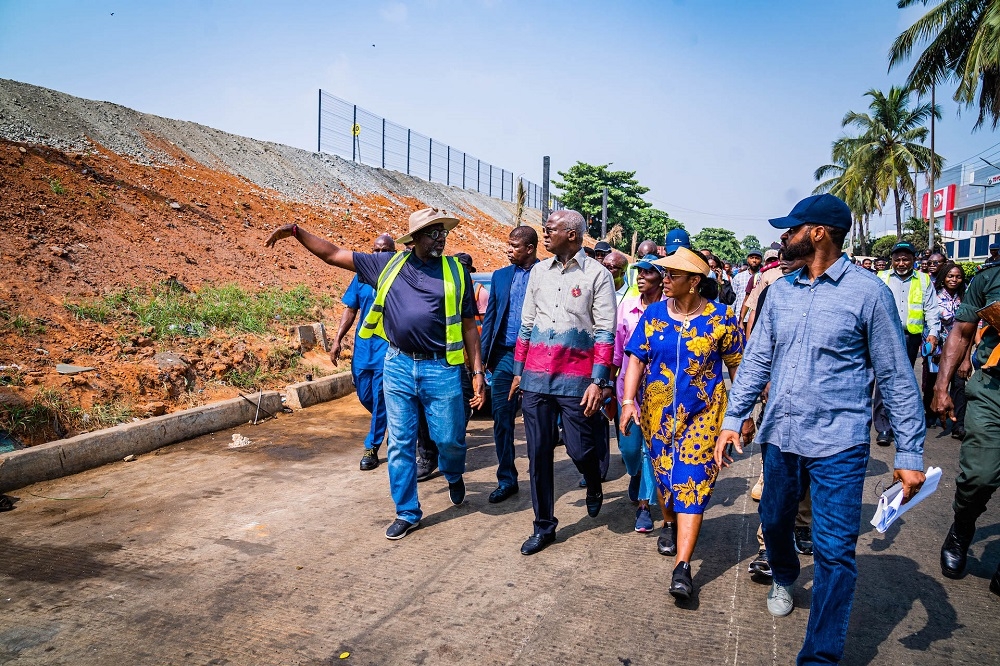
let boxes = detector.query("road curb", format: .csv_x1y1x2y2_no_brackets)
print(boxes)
285,372,354,410
0,391,284,493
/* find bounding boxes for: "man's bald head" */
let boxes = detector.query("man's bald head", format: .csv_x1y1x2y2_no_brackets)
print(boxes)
637,240,658,257
373,234,396,253
606,251,628,271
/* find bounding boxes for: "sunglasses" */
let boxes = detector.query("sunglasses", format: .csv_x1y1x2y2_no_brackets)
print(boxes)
663,272,692,281
419,228,450,241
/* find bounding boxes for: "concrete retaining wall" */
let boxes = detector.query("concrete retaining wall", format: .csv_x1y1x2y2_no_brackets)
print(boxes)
0,390,284,492
284,372,354,410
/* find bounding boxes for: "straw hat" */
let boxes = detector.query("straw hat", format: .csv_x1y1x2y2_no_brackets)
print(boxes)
397,208,460,244
652,246,710,276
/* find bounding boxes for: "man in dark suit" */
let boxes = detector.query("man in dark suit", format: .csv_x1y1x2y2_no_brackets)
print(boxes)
480,226,539,503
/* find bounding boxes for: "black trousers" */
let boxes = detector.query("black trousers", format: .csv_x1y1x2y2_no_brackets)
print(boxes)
522,390,607,536
873,332,922,434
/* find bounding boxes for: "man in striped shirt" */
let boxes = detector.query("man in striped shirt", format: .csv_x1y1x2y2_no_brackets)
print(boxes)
510,209,617,555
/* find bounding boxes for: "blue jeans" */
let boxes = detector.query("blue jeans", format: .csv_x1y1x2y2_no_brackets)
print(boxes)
382,348,467,523
353,365,387,451
616,404,656,503
489,350,519,489
760,442,869,665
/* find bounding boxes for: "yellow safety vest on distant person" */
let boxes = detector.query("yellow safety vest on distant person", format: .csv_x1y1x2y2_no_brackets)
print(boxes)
878,270,930,334
359,252,467,365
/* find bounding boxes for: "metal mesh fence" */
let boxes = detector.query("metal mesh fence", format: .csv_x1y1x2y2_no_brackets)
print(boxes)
318,90,559,211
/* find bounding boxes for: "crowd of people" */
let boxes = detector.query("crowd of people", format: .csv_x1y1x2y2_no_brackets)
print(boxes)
265,195,1000,665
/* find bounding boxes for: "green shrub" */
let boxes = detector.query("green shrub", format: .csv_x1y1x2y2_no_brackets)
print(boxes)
49,178,65,194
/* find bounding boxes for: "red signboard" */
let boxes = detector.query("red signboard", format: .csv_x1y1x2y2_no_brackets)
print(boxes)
921,183,957,231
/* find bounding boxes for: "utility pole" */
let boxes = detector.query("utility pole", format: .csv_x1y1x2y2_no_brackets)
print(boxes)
601,186,608,239
928,84,935,252
541,156,550,225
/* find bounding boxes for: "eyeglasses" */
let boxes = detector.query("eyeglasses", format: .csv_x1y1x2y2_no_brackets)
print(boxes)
419,228,450,241
663,272,691,281
542,226,562,236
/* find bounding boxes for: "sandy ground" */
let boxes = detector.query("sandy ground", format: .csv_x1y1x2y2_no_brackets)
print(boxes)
2,394,998,665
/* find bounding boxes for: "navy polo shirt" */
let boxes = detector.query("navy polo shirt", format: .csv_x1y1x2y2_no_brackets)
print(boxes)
353,251,476,355
341,275,387,370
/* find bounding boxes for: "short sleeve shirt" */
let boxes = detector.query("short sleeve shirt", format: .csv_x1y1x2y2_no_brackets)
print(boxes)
956,265,1000,367
342,276,388,370
352,251,476,355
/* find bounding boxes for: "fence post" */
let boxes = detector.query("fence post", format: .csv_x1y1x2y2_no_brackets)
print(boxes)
381,118,386,168
352,105,357,161
462,154,466,189
317,90,322,153
510,171,514,202
406,129,411,175
542,156,550,224
489,165,493,197
477,159,481,192
447,146,450,186
428,138,433,181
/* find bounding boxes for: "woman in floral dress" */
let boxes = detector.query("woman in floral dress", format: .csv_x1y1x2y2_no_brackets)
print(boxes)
620,247,745,600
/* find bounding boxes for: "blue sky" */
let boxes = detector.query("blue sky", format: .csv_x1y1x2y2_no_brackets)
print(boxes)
1,0,994,244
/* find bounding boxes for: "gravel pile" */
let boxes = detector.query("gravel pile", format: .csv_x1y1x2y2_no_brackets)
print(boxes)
0,78,530,224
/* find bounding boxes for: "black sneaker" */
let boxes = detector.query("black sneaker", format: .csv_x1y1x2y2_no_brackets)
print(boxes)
360,448,379,471
749,548,772,580
449,477,466,505
385,518,420,540
794,526,813,555
416,458,437,482
657,522,677,556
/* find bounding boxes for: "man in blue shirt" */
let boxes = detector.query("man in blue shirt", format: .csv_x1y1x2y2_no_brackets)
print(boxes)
480,226,538,503
716,194,926,664
331,234,395,471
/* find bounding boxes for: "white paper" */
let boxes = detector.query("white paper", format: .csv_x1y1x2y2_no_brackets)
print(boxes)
870,466,942,533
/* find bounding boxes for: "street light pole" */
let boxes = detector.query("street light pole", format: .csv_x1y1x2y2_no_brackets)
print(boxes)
929,84,935,252
969,183,994,233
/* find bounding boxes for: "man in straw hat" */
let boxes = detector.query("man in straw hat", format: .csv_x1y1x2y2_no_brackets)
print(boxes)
265,208,485,540
933,258,1000,596
509,209,617,556
716,193,926,663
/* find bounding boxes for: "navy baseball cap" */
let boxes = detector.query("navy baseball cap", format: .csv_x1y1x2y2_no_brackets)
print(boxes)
665,228,691,255
594,241,612,254
632,253,665,274
890,241,917,256
769,194,852,231
990,241,999,250
747,249,763,258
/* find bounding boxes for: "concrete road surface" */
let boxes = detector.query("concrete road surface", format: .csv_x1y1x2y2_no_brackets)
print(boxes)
2,394,998,665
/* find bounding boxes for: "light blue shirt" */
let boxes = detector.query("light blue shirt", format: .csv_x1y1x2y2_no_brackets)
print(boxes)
502,264,533,347
722,254,925,471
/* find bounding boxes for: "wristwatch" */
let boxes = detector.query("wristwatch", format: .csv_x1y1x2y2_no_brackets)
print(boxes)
592,378,612,390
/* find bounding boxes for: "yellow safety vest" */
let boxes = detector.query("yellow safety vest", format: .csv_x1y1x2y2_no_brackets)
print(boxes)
359,252,467,365
879,270,930,334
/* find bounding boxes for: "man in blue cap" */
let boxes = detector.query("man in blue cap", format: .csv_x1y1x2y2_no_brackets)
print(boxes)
873,240,940,445
715,193,926,664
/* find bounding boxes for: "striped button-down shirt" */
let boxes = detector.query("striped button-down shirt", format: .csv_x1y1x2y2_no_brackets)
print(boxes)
514,248,617,397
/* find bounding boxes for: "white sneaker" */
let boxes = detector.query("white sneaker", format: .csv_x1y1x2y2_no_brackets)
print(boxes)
767,581,794,617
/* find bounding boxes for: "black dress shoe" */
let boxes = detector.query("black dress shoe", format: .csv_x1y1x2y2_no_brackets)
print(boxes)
657,522,677,556
941,522,976,579
586,489,603,517
875,431,892,446
951,426,967,440
449,478,466,505
991,562,1000,597
360,448,380,471
520,532,555,555
669,562,694,600
416,458,437,482
488,484,519,504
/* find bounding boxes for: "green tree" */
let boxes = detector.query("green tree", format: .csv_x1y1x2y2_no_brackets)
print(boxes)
552,162,651,239
628,208,684,250
839,87,941,239
890,0,1000,129
869,217,944,258
740,234,762,259
870,234,899,258
692,227,742,264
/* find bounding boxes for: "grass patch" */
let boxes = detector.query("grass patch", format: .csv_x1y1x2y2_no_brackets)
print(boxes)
0,389,134,440
1,312,46,336
49,178,65,194
66,283,333,339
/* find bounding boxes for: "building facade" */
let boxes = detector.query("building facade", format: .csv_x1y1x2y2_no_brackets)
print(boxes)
918,158,1000,262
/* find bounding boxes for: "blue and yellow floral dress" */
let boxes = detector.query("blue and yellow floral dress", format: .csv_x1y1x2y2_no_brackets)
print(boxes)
624,299,744,514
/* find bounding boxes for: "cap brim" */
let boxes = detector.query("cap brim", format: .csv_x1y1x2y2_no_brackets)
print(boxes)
396,217,459,244
768,215,801,229
632,260,659,271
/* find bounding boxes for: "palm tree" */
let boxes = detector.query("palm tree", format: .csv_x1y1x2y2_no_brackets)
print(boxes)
890,0,1000,129
813,139,881,253
840,87,942,238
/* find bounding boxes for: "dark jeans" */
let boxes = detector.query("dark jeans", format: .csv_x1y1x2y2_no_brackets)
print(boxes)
760,442,869,665
954,371,1000,528
489,349,519,489
873,332,922,434
522,391,607,537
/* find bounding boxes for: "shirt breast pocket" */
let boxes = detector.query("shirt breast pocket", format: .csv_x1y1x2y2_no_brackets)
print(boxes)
564,283,594,317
